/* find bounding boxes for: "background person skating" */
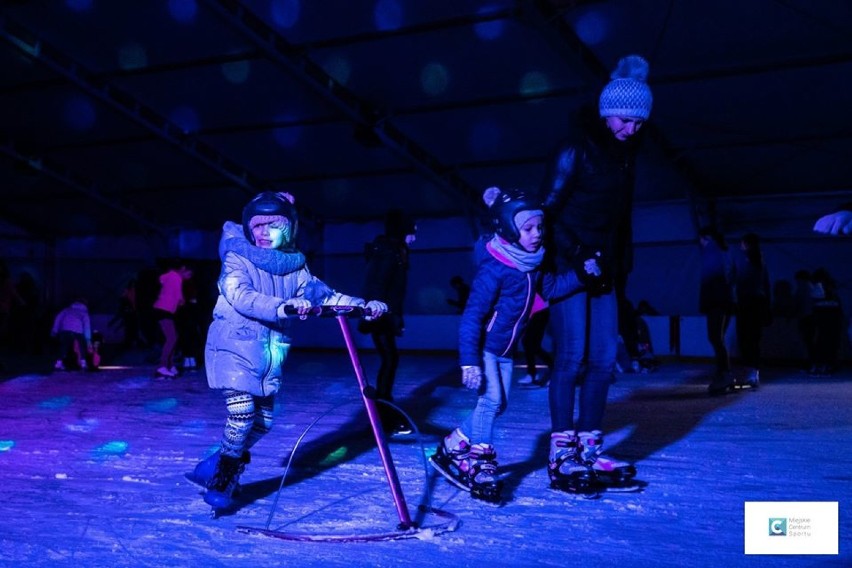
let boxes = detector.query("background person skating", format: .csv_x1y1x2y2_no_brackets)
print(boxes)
359,209,417,435
152,261,193,378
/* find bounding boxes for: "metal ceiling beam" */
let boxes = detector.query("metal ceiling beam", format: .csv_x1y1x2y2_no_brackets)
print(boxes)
654,53,852,84
300,8,519,50
0,140,167,236
671,130,852,153
0,17,263,198
201,0,483,220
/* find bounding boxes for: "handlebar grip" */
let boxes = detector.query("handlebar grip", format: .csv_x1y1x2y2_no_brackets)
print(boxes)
281,305,367,319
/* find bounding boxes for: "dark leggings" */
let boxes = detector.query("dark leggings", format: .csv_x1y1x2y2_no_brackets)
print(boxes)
523,310,553,375
371,330,399,401
705,309,731,375
736,303,763,369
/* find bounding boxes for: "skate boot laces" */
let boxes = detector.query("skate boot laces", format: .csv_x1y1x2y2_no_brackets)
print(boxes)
578,431,635,478
208,453,249,494
466,443,499,484
441,428,472,463
549,431,587,477
577,430,604,466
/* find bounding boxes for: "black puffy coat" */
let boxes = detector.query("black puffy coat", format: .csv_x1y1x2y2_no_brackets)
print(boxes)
540,115,639,286
360,235,409,335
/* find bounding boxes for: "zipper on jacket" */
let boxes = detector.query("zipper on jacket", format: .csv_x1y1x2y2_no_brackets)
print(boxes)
500,273,534,357
486,310,498,332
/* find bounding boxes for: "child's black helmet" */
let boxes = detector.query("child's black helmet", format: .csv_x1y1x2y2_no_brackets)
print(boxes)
242,191,298,246
483,187,543,244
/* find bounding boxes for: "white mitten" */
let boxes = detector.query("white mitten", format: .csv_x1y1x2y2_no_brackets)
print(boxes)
363,300,388,320
461,365,483,390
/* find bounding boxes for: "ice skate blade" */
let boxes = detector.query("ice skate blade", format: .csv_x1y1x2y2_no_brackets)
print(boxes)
593,465,637,485
549,478,598,495
707,383,736,396
429,455,471,492
598,480,646,493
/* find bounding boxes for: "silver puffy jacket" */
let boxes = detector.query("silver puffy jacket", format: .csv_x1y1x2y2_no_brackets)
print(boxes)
205,221,362,396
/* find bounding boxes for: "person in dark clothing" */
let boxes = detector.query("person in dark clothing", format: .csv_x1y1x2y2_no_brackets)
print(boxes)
733,232,771,387
810,268,843,376
792,269,816,372
360,209,417,435
109,279,141,349
518,309,553,387
176,274,205,370
447,275,471,313
539,54,652,484
699,227,736,394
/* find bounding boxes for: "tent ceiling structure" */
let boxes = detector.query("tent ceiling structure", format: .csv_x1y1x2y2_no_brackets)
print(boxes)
2,0,851,238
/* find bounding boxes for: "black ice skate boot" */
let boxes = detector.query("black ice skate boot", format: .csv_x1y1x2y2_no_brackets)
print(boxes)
465,443,503,503
186,449,250,490
203,452,250,512
577,430,636,486
548,430,595,493
708,371,735,395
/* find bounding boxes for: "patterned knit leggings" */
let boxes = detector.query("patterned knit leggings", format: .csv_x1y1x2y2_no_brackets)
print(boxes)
220,389,275,458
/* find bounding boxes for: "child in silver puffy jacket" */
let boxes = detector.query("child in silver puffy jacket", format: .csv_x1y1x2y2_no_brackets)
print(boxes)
189,191,387,511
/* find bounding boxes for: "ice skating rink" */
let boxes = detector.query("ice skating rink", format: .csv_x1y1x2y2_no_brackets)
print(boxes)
0,347,848,567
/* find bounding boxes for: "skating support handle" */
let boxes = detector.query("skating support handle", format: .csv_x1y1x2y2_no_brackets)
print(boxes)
336,314,413,529
281,305,370,319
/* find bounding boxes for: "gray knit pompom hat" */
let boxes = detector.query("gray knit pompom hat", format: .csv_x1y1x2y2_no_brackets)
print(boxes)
599,55,653,120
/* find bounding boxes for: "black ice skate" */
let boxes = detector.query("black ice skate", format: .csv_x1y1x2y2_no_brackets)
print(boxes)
186,450,250,494
707,372,736,395
204,452,250,517
548,430,597,494
577,430,638,489
430,429,503,503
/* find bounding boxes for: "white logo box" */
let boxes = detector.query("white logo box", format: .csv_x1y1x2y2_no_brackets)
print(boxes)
744,501,838,555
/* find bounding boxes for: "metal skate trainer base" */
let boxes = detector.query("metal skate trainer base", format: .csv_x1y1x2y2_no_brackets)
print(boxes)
237,305,459,542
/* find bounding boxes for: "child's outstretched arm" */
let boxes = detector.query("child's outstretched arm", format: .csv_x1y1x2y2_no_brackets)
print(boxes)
542,248,606,301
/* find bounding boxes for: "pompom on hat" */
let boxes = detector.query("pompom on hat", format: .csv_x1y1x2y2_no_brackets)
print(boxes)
599,54,653,120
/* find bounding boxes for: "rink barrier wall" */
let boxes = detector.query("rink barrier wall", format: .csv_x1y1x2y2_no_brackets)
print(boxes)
91,314,848,362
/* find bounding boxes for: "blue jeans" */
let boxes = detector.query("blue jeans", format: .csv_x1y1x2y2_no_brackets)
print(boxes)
548,289,617,432
461,351,514,445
